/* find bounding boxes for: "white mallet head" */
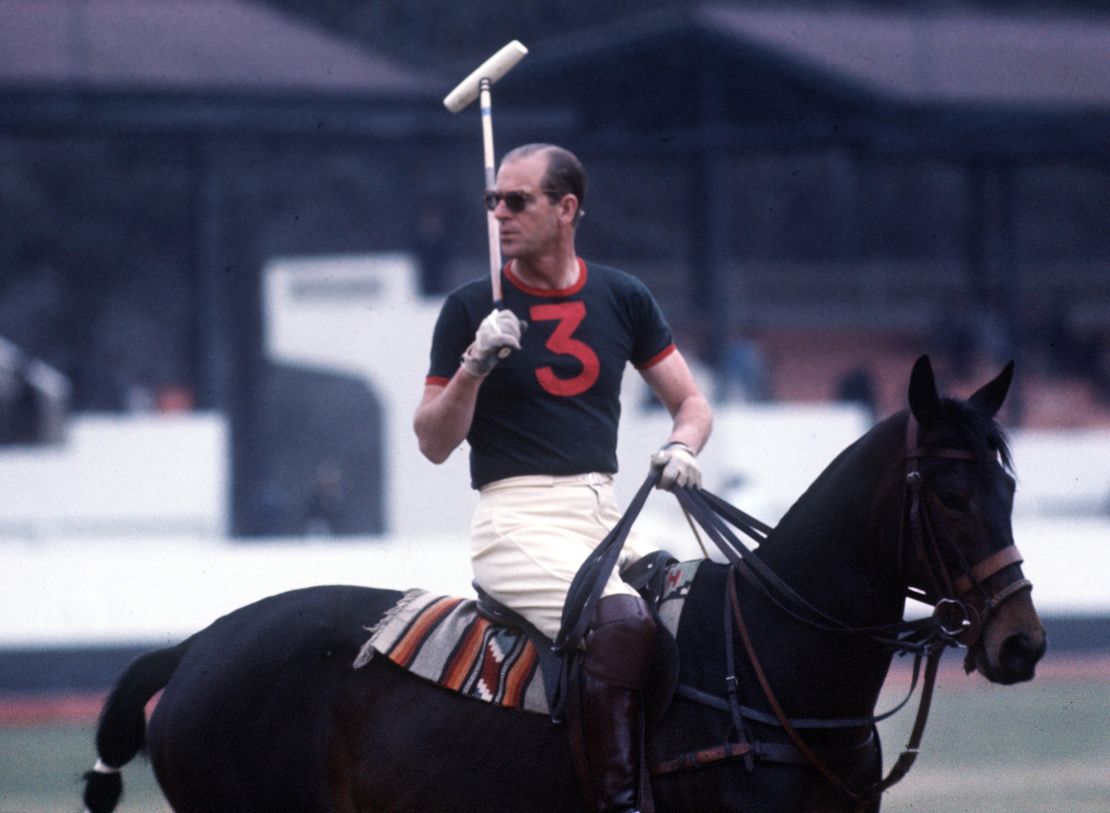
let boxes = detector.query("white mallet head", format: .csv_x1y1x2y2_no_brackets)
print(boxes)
443,40,528,113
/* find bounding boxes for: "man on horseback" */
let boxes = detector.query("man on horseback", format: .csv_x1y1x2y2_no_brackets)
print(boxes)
414,143,713,813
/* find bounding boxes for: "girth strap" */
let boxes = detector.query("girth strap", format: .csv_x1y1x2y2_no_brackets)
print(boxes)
651,742,754,776
651,732,878,777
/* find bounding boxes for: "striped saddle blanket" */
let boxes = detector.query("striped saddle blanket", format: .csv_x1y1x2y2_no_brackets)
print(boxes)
354,559,702,716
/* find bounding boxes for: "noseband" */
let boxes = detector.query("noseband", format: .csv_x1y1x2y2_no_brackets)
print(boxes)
900,415,1033,650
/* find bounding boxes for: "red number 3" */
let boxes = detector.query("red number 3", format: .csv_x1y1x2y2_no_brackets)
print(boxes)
530,301,600,397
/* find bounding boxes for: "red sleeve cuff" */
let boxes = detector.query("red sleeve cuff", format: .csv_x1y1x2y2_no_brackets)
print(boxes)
635,343,677,370
425,375,450,387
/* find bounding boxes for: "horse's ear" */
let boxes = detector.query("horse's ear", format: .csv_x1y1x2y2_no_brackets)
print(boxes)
968,360,1014,417
908,355,941,427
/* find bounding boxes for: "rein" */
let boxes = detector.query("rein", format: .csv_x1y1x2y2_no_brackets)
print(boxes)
648,413,1034,807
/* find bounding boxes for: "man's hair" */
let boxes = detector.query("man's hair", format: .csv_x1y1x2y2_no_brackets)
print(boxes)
502,143,587,225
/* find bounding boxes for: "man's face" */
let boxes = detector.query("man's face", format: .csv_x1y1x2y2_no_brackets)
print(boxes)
491,153,563,261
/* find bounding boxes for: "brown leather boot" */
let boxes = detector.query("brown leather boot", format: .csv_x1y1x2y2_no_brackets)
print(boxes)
578,594,657,813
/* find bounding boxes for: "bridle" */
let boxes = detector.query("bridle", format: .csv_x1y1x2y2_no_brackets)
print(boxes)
900,415,1033,653
650,412,1035,808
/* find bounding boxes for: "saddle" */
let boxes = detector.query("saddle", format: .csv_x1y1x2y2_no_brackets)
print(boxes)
355,552,696,724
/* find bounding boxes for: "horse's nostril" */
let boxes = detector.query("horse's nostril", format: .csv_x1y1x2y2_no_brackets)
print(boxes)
997,633,1045,683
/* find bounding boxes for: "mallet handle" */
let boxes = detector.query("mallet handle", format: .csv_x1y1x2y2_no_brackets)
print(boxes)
480,78,504,306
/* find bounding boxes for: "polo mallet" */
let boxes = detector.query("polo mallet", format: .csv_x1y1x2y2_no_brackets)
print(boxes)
443,40,528,310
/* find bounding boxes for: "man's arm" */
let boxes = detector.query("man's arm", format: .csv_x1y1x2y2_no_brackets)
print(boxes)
639,349,713,452
413,371,483,464
414,308,525,464
640,349,713,488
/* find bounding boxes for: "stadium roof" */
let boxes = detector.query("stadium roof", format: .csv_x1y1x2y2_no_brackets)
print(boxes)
698,6,1110,112
4,2,1109,149
496,4,1110,156
0,0,450,136
0,0,437,97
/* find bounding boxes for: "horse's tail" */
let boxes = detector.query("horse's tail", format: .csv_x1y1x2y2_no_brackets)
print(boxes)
82,639,190,813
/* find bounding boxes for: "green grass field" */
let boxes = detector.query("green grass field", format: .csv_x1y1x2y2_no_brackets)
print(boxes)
0,721,170,813
875,664,1110,813
2,661,1107,812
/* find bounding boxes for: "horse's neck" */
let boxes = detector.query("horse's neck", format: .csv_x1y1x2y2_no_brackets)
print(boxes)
704,415,911,721
761,413,908,627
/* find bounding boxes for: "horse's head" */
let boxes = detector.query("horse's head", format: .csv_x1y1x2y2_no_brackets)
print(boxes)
903,355,1046,684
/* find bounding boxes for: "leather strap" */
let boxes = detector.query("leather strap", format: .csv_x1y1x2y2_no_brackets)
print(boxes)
727,566,868,806
867,645,942,796
555,470,659,655
651,742,753,776
673,648,927,731
952,544,1023,597
651,734,878,777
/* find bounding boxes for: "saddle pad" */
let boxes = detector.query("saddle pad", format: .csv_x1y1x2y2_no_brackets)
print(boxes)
355,560,703,716
355,589,549,713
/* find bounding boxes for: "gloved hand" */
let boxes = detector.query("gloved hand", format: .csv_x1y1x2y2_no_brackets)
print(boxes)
460,309,526,378
651,441,702,490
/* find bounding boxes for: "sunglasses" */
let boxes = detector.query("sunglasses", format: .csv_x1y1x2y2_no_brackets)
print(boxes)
483,189,556,213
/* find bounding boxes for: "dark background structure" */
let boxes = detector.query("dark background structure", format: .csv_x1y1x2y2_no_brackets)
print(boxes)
3,0,1110,535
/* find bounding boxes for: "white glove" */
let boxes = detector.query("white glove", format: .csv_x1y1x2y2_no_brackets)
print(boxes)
460,309,525,378
651,441,702,490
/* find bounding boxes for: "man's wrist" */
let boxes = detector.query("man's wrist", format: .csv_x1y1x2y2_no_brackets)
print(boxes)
460,343,493,378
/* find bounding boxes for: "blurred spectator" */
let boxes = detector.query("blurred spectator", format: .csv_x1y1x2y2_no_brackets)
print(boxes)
245,478,293,537
0,251,66,364
976,304,1011,363
156,384,195,413
416,202,449,294
125,370,157,413
303,459,346,536
719,337,770,403
0,336,70,444
835,366,878,423
1092,337,1110,405
933,300,1014,380
933,305,977,379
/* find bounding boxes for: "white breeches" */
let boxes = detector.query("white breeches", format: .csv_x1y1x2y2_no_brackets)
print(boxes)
470,473,656,640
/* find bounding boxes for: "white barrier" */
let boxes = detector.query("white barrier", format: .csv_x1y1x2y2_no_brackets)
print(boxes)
1009,431,1110,516
0,512,1105,648
0,413,229,539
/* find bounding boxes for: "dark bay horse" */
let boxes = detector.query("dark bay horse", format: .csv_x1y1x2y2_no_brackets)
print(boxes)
82,357,1045,812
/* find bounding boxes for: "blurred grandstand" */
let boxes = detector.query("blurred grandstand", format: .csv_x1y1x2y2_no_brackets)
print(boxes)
2,0,1110,533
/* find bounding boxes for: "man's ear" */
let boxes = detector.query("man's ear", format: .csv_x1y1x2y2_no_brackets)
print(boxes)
558,194,579,226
